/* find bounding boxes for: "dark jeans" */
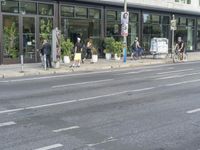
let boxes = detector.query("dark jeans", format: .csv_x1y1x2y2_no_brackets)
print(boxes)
86,48,92,59
46,54,52,68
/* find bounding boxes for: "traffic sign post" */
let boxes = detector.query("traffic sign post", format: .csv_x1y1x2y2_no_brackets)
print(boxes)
171,15,176,56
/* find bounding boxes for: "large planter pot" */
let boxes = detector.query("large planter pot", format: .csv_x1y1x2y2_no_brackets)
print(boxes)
53,61,60,68
114,54,121,61
105,53,111,60
91,55,98,63
63,56,70,64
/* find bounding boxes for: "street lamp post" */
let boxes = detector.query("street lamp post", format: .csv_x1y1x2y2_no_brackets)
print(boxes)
123,0,127,63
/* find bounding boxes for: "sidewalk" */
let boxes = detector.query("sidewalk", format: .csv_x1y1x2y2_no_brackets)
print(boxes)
0,52,200,79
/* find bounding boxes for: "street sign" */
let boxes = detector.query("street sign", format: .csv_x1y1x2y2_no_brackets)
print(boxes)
121,12,129,24
170,19,177,30
121,23,128,37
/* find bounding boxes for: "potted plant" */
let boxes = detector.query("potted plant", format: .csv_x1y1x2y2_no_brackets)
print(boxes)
104,37,115,60
113,41,123,60
61,36,73,64
91,46,98,63
4,22,18,59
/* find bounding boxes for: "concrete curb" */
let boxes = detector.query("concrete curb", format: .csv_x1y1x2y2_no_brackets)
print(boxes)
0,55,199,79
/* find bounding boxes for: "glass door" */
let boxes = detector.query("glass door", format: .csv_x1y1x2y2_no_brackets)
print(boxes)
22,17,36,63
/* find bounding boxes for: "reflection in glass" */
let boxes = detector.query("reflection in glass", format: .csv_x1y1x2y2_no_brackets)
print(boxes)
76,7,87,18
61,6,74,17
23,17,36,61
39,3,54,16
1,1,19,13
20,2,37,14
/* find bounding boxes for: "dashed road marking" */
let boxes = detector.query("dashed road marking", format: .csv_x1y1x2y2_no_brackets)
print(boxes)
166,79,200,87
53,126,80,133
34,144,63,150
0,121,16,127
157,68,193,75
187,108,200,114
0,87,155,114
52,79,113,88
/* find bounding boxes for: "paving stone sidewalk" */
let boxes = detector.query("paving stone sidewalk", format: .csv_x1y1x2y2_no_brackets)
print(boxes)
0,52,199,79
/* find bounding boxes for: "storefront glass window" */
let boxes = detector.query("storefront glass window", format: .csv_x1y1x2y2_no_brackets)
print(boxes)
61,6,74,17
143,13,170,51
1,1,19,13
39,3,54,16
20,2,37,15
3,15,19,61
61,5,101,51
89,9,101,19
107,10,117,20
39,17,53,43
197,19,200,50
175,17,195,51
76,7,87,18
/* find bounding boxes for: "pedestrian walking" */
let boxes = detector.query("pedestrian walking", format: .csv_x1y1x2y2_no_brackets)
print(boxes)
70,37,83,67
86,39,92,59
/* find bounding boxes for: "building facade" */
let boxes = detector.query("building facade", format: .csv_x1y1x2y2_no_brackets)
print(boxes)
0,0,200,64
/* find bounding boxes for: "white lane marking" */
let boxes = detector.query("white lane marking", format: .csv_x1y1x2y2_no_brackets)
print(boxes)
156,72,200,80
0,108,24,114
0,87,155,114
116,69,160,75
52,79,113,88
157,68,193,75
0,121,16,127
53,126,80,133
34,144,63,150
166,79,200,87
87,137,118,147
187,108,200,114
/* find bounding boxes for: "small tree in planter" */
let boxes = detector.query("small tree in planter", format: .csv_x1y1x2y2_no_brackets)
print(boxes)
61,36,74,64
91,46,98,63
113,41,123,60
4,22,18,58
104,37,115,60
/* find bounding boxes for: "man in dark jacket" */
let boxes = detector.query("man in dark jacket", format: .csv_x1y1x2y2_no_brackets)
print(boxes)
41,39,52,68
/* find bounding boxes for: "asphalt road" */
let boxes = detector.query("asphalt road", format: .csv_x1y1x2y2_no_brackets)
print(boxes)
0,61,200,150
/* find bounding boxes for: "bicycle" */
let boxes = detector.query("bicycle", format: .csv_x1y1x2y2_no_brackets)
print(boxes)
131,48,144,60
172,48,188,63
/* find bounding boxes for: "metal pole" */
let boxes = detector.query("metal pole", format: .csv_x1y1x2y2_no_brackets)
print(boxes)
20,54,24,73
172,14,175,57
44,54,47,70
123,0,127,63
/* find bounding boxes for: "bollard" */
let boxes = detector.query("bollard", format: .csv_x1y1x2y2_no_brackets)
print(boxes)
20,55,24,73
44,54,47,70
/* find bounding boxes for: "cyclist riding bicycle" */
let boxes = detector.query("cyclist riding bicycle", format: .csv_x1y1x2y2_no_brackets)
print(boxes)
175,37,185,61
131,37,143,59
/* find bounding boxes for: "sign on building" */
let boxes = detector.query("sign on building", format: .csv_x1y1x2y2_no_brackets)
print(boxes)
121,12,129,37
170,19,177,30
121,23,128,37
121,12,129,24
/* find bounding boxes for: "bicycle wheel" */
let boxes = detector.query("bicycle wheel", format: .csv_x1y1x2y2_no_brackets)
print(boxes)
182,53,188,62
173,54,178,63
